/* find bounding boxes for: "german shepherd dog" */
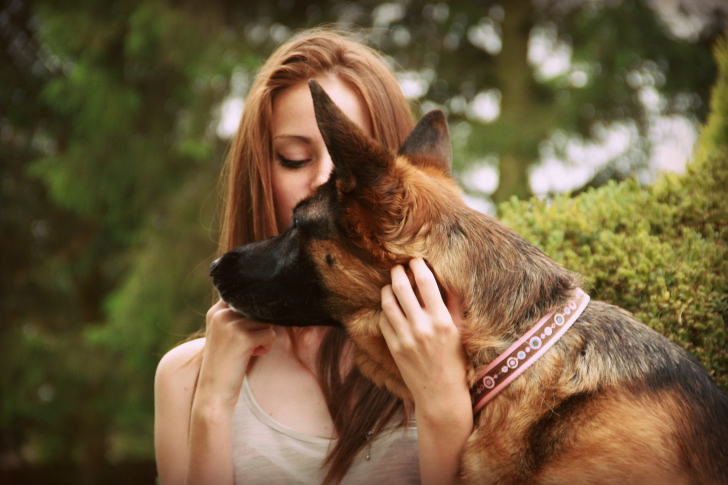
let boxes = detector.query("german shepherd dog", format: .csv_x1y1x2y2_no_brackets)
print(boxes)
211,80,728,484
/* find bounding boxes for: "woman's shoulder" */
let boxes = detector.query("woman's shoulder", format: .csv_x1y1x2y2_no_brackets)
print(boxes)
159,337,206,365
155,338,205,392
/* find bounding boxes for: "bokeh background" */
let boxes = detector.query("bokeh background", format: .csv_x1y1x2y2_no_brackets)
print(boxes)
2,0,727,483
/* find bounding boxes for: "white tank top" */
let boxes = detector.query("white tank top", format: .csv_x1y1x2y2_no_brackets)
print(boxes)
232,377,420,484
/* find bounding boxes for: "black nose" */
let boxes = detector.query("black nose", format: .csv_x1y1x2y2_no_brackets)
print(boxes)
209,257,222,276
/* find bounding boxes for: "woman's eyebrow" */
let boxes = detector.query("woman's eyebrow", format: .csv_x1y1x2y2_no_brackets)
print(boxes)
273,134,313,143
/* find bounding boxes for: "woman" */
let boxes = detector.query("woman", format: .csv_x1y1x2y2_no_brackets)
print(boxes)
154,29,473,485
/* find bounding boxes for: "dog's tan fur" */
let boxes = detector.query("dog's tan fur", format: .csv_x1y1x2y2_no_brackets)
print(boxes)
212,80,728,484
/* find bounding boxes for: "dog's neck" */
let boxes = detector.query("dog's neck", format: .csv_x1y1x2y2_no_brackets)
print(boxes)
470,288,590,413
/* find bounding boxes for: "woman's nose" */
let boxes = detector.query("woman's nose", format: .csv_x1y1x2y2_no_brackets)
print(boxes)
312,155,334,190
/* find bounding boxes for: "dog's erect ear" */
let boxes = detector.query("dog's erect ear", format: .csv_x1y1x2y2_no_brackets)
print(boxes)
397,110,452,175
309,79,393,193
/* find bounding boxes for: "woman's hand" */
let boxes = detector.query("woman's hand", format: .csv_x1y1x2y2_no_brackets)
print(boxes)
379,258,472,485
198,300,277,410
379,258,468,409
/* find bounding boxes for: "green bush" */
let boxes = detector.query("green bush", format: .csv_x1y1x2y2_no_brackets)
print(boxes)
499,35,728,391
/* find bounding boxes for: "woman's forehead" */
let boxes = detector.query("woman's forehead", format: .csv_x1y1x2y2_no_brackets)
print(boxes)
271,77,373,139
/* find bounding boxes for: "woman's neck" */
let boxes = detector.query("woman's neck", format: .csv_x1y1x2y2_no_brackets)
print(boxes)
246,325,351,439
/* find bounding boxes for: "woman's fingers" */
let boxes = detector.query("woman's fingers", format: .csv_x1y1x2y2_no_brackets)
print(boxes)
378,306,398,349
445,291,464,328
390,258,451,324
206,299,229,327
246,323,277,356
206,300,275,356
409,258,450,318
380,284,412,342
390,264,424,320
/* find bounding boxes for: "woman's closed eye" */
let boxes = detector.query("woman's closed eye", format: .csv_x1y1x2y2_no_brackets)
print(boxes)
277,154,310,169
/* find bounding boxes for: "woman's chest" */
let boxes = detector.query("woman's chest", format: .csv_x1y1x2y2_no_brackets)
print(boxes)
247,348,336,438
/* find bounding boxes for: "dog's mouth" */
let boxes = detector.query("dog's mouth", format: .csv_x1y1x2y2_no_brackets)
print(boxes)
216,297,251,320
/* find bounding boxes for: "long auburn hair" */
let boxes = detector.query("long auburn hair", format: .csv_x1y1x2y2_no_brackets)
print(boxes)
217,29,415,484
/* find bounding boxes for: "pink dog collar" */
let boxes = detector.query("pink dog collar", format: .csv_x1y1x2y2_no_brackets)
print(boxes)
470,288,590,414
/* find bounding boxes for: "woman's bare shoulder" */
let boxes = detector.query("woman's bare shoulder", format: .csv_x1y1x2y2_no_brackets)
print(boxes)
155,338,205,392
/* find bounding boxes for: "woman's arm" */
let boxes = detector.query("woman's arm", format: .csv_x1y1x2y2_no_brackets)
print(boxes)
155,338,205,485
379,258,473,485
154,301,276,485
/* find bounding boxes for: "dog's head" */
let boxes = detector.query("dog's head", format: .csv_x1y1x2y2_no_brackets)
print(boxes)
211,79,465,320
210,80,476,393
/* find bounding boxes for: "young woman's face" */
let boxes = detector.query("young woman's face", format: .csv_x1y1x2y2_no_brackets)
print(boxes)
270,76,373,233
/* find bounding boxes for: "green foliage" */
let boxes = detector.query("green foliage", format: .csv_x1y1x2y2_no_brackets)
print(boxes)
81,170,219,458
499,35,728,390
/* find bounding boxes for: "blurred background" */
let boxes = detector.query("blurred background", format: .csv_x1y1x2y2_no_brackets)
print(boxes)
1,0,726,483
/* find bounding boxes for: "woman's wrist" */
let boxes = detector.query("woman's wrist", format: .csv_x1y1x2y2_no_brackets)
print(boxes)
410,370,470,414
415,394,472,431
415,389,473,485
191,393,236,424
191,375,242,419
412,379,473,436
194,351,249,411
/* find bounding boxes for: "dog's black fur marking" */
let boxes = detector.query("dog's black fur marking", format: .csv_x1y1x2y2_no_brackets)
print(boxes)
524,391,598,478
